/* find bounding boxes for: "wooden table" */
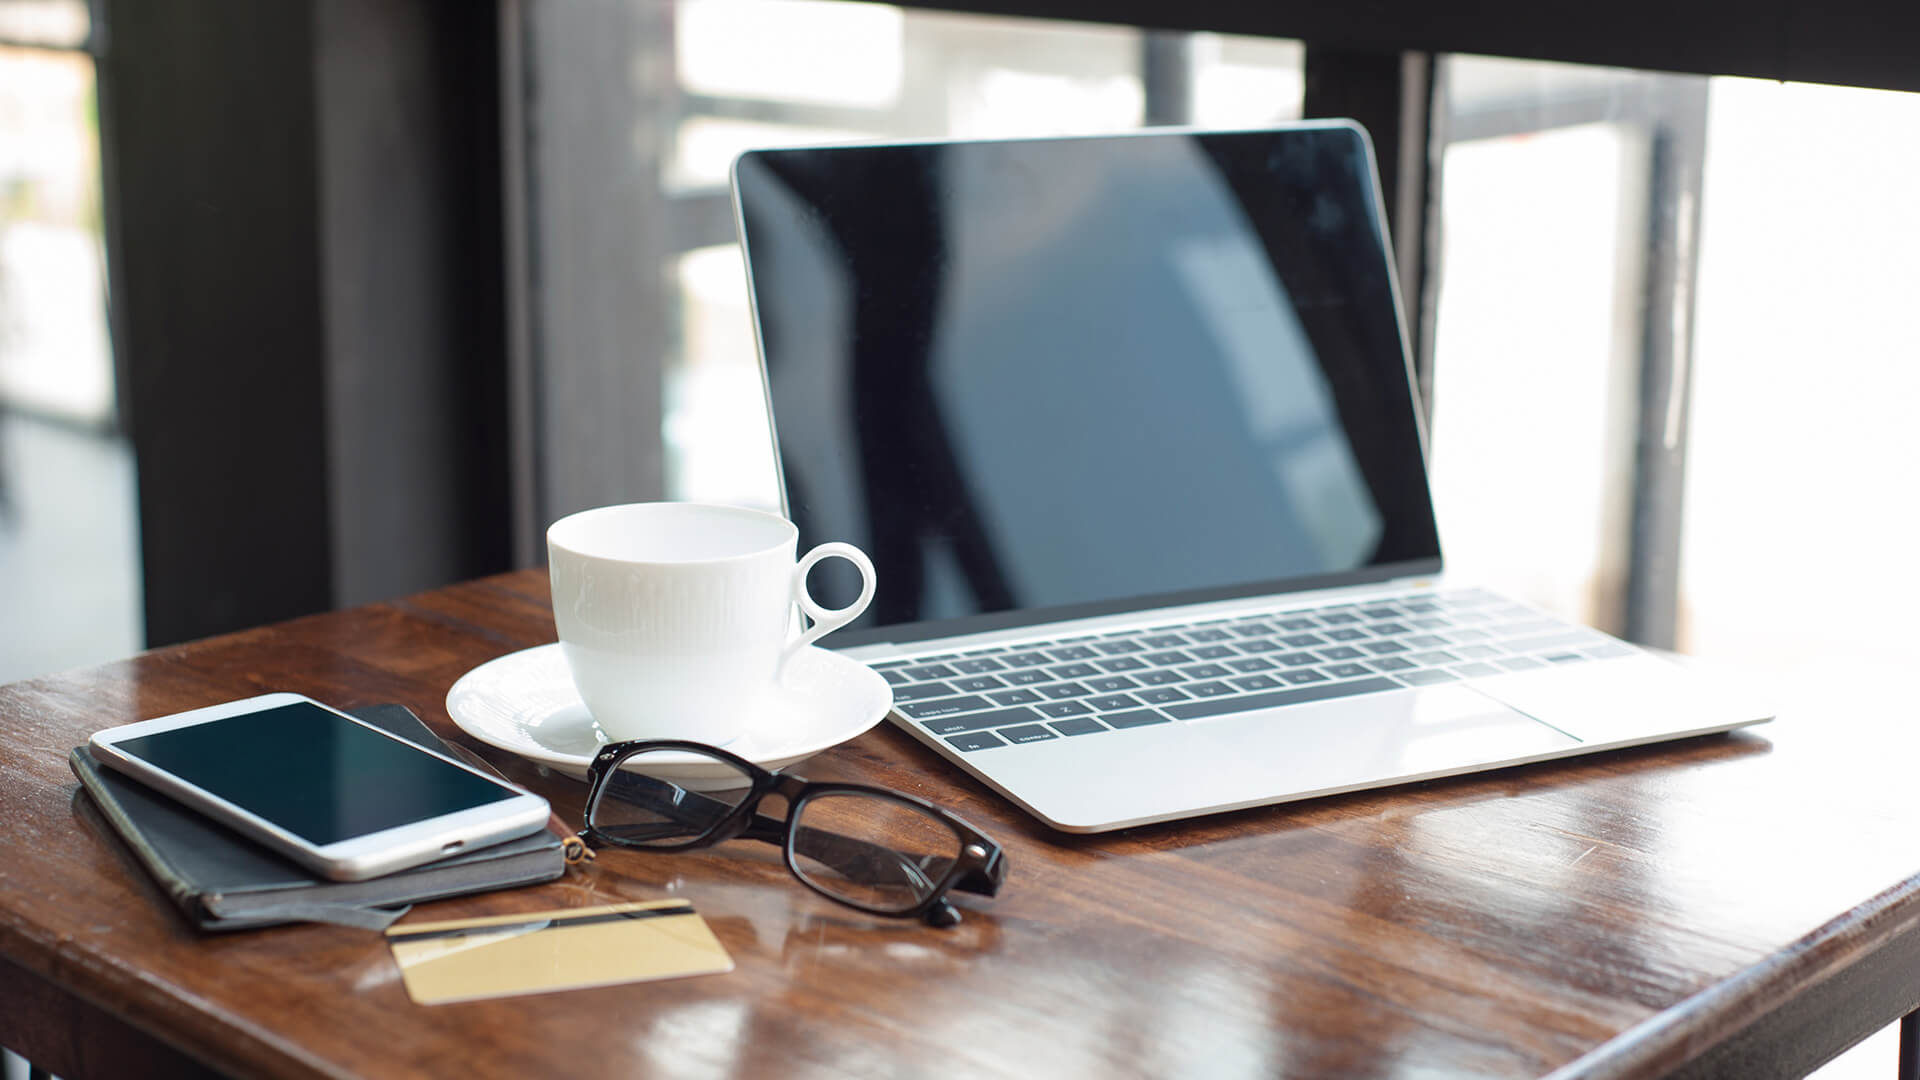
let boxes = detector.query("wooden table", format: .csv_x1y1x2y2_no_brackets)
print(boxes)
5,571,1919,1079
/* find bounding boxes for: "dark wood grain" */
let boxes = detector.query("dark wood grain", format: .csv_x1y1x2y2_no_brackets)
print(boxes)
3,570,1916,1079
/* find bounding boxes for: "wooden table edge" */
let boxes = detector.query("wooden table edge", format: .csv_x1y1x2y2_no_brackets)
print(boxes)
1550,868,1920,1078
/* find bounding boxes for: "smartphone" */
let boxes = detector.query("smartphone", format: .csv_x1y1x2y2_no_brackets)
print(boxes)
89,692,551,881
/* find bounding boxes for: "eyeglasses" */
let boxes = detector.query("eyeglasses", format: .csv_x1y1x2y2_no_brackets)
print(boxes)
580,739,1006,927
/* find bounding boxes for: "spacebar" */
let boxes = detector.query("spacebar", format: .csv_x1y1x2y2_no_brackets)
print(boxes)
1163,677,1403,720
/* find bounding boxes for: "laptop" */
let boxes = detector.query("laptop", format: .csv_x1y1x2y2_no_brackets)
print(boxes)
730,121,1771,832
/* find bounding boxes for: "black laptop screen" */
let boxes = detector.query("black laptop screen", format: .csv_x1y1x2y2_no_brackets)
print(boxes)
734,124,1443,644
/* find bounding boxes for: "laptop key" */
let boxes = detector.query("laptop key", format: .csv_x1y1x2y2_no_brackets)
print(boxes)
1163,676,1402,720
1049,663,1101,680
1323,627,1369,642
1049,716,1108,737
1318,646,1366,661
1318,612,1361,625
1096,640,1144,655
1369,621,1413,636
898,695,991,719
1141,634,1188,648
999,724,1058,745
1275,617,1319,631
1048,645,1100,661
1235,639,1284,653
1185,681,1235,697
1088,675,1139,693
1280,633,1326,648
1087,693,1140,711
1001,651,1052,667
988,688,1044,706
1187,629,1233,642
1396,669,1458,686
878,668,912,685
1097,657,1148,672
893,681,958,703
1232,674,1281,691
1274,652,1321,667
1279,669,1329,685
945,731,1006,752
1227,657,1275,673
951,657,1006,674
902,664,958,681
1040,682,1093,700
919,706,1041,734
1004,668,1053,686
1326,662,1374,679
1136,686,1189,705
1038,700,1094,718
1101,709,1171,729
1191,645,1238,660
1370,656,1416,672
1363,640,1409,655
1145,650,1195,666
1181,663,1231,679
954,675,1007,693
1135,669,1188,685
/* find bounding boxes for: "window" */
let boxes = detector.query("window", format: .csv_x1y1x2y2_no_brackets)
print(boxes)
1681,77,1920,705
1427,57,1707,642
1427,54,1920,725
0,0,143,684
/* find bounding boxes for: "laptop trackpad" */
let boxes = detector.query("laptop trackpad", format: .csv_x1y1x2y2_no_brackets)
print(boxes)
1469,654,1772,747
1193,685,1580,795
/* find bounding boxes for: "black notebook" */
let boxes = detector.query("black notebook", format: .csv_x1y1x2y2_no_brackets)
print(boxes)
70,703,567,932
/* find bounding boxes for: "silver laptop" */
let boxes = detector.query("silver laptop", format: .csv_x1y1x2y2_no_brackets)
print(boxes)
731,121,1771,833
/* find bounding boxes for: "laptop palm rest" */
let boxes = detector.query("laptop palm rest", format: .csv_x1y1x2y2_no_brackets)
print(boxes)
980,687,1579,832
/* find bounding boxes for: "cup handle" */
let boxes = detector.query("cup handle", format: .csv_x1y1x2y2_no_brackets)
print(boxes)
783,542,877,669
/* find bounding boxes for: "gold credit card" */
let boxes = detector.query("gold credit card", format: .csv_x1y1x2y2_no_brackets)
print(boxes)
385,899,733,1005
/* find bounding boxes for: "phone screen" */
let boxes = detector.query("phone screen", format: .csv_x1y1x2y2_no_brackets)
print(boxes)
109,701,522,845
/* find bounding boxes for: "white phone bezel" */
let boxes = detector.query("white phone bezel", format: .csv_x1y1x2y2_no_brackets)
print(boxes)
88,692,551,881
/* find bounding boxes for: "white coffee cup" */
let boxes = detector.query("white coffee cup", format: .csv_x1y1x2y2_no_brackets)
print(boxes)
547,502,876,745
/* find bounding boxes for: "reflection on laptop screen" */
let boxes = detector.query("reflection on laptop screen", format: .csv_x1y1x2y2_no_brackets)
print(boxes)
735,124,1442,644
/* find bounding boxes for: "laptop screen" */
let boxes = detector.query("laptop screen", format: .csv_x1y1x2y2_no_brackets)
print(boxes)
734,124,1443,645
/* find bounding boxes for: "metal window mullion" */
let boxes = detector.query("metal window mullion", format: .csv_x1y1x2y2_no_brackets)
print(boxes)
1622,80,1709,649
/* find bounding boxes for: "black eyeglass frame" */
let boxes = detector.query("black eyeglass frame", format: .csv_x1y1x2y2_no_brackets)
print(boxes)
580,738,1006,927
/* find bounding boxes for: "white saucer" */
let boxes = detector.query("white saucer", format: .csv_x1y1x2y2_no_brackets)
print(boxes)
445,643,893,782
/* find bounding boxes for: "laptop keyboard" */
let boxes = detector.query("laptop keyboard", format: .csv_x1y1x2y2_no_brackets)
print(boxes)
871,589,1635,753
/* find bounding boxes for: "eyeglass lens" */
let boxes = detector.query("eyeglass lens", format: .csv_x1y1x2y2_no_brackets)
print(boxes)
589,746,967,914
790,791,965,913
589,747,752,846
